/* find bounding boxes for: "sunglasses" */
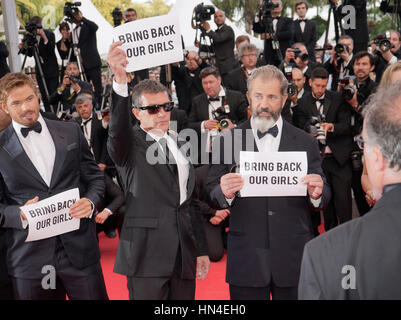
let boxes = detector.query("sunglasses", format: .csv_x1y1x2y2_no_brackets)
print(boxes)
138,102,174,115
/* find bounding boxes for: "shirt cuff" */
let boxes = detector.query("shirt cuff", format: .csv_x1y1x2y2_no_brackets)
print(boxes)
201,121,206,133
113,80,129,98
225,196,235,206
310,197,322,208
21,217,28,229
88,199,95,219
104,208,113,216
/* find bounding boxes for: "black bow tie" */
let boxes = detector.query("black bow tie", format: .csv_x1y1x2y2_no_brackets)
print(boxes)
313,97,325,105
257,125,278,139
299,19,306,22
82,118,92,126
20,121,42,138
209,97,220,102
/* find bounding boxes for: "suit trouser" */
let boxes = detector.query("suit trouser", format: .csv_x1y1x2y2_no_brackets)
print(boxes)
11,238,108,300
229,281,298,300
322,155,353,231
37,74,58,113
84,66,102,107
351,168,370,216
126,248,195,300
201,218,225,262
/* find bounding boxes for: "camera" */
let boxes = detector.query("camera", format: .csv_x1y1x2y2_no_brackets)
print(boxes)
290,48,309,62
373,32,392,53
111,7,123,26
19,22,43,50
68,74,80,83
64,2,81,22
212,104,231,131
335,43,348,55
58,110,73,122
193,2,215,24
350,150,363,171
25,22,42,34
308,115,326,146
339,75,356,100
284,65,297,97
259,0,280,17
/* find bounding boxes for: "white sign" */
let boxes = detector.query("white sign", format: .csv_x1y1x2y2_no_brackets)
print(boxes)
21,189,81,242
113,13,183,72
239,151,308,197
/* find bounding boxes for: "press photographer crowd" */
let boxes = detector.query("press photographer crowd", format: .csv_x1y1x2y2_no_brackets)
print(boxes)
0,0,401,301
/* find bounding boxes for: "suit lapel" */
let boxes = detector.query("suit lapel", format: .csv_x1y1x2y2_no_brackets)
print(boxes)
323,91,331,116
2,126,47,186
201,94,210,120
46,119,68,188
278,121,295,151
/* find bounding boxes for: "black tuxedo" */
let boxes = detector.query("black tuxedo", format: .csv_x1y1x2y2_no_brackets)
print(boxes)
296,90,353,230
293,19,317,62
0,42,10,79
299,183,401,299
253,16,294,66
225,66,248,96
108,92,208,299
75,17,102,104
170,108,188,133
75,113,108,164
0,119,107,299
207,24,236,77
49,80,93,113
205,119,330,299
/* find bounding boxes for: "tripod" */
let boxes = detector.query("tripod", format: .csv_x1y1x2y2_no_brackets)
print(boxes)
64,19,87,82
320,0,343,62
20,41,54,114
262,12,284,65
195,26,216,66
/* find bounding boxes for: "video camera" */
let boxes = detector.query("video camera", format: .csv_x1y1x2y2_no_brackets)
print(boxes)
339,75,356,100
19,22,43,50
193,2,215,24
373,31,392,53
64,2,81,23
212,104,231,131
307,115,327,146
259,0,280,18
284,65,297,97
111,7,123,26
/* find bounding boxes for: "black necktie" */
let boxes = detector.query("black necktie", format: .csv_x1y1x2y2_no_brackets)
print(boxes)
21,121,42,138
257,125,279,139
209,97,220,102
159,138,178,179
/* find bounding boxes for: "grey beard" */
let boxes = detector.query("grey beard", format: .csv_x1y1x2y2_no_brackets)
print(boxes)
251,106,280,133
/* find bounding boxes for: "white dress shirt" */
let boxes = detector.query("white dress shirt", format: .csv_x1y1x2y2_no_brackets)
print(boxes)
13,115,56,187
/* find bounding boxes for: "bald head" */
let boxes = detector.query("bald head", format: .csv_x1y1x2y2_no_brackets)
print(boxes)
214,10,226,26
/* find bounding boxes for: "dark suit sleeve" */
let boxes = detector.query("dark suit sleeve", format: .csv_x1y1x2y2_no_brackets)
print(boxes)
81,17,99,33
298,242,325,299
190,197,209,256
276,18,294,42
207,26,234,45
40,30,56,56
331,98,352,137
187,97,203,135
104,173,125,214
234,92,248,123
0,42,9,57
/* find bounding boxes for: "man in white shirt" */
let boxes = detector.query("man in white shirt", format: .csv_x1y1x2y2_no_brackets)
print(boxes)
205,65,330,300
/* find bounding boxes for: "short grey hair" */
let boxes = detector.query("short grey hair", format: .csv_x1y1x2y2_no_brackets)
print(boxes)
247,65,288,96
132,79,170,108
363,81,401,171
238,43,258,59
75,92,92,106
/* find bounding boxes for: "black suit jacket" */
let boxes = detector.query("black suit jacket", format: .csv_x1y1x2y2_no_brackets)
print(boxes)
48,81,93,112
188,89,248,136
299,183,401,299
108,92,207,279
207,24,236,75
0,42,10,79
338,0,369,46
296,90,354,166
225,67,248,96
205,119,330,287
170,108,188,133
77,17,102,70
0,119,104,279
253,16,294,66
324,56,355,91
293,19,317,62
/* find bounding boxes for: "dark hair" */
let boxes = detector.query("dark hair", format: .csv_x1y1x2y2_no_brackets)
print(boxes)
126,8,137,14
235,35,250,47
132,79,170,108
199,66,220,80
353,51,374,67
295,0,309,10
0,72,38,104
59,21,70,31
311,66,329,80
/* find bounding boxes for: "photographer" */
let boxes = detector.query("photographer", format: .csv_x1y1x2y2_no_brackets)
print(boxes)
253,0,294,67
297,67,354,231
0,41,10,79
285,67,307,126
18,16,58,113
372,30,401,83
200,10,236,85
188,66,248,159
56,22,76,82
324,35,355,91
66,4,102,106
339,51,377,216
49,62,92,114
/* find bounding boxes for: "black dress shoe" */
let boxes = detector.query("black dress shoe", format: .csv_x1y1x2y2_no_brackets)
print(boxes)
105,229,117,239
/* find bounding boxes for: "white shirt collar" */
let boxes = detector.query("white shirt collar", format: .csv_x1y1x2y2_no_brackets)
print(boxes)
208,86,226,100
251,115,283,140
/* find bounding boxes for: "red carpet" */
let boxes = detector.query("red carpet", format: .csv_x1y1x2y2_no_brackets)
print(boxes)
98,233,230,300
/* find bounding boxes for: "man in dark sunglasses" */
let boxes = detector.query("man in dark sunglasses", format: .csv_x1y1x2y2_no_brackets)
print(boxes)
106,41,209,300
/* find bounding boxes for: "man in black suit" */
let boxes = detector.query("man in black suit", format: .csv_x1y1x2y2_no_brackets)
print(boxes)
201,10,236,85
0,72,107,300
18,16,58,113
0,41,10,79
70,10,102,105
226,43,259,97
253,0,294,67
299,82,401,299
324,35,355,91
340,51,377,217
188,67,248,161
205,65,330,300
49,62,93,114
297,67,353,231
106,42,209,300
293,1,317,62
